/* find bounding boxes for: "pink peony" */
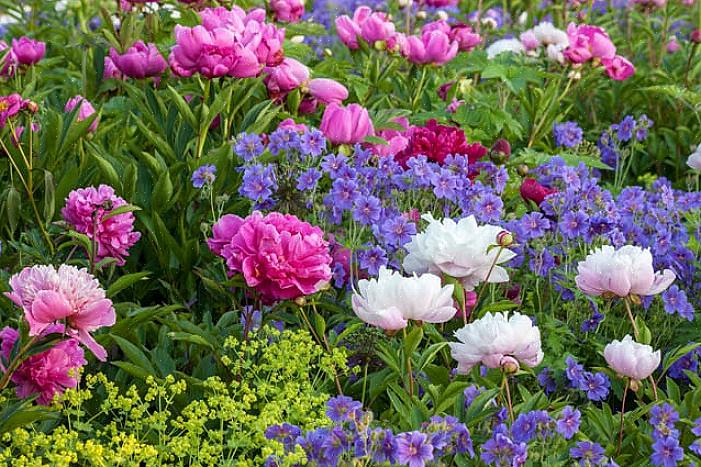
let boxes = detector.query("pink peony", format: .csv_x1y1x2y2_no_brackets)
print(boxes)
335,6,395,49
103,56,123,80
207,212,332,303
602,55,635,81
0,40,14,76
0,327,86,405
61,185,141,266
307,78,348,104
403,31,459,65
264,57,310,99
208,212,333,303
241,22,285,67
5,265,116,361
64,95,99,132
451,24,482,52
319,102,374,145
575,245,675,298
109,41,167,79
0,93,31,128
271,0,305,23
564,23,616,64
374,117,410,158
11,37,46,66
278,118,308,132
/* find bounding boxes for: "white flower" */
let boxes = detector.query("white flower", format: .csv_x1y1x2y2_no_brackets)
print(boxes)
604,335,661,381
403,214,516,291
449,312,543,374
546,43,567,64
575,245,675,298
351,267,456,331
532,22,569,47
486,38,525,59
687,145,701,170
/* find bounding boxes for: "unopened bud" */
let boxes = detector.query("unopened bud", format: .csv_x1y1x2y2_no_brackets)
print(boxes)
374,40,387,51
692,29,701,44
294,296,307,306
628,294,642,306
567,70,582,81
497,230,514,247
500,356,520,374
26,101,39,113
436,10,448,20
398,0,411,7
490,138,511,164
416,10,427,20
290,35,305,44
517,164,529,176
629,379,641,392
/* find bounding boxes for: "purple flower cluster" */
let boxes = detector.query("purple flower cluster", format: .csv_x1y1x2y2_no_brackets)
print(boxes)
597,114,653,168
553,121,583,148
565,356,610,401
265,396,474,466
648,403,684,466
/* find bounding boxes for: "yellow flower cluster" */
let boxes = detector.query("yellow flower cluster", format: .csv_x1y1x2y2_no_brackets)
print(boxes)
0,328,346,466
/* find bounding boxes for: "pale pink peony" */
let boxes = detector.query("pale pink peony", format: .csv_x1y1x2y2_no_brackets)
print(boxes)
5,265,116,361
0,327,86,405
61,185,141,266
450,312,543,374
575,245,675,298
208,212,333,303
604,335,660,381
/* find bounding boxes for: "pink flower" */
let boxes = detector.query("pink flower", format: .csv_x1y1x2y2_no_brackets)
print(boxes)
64,95,99,132
271,0,305,23
335,16,362,49
308,78,348,104
0,40,15,76
403,31,458,65
360,12,395,43
520,30,540,51
374,117,410,158
451,24,482,52
264,58,310,99
199,6,246,31
109,41,167,79
319,102,374,145
575,245,675,298
278,118,308,132
602,55,635,81
667,37,680,53
0,93,31,128
5,265,116,361
335,6,394,48
394,119,485,166
0,327,87,405
169,25,261,79
103,56,123,80
564,23,616,64
208,212,333,303
11,37,46,65
61,185,141,266
604,335,660,381
422,20,452,35
242,22,285,67
424,0,457,6
520,178,557,206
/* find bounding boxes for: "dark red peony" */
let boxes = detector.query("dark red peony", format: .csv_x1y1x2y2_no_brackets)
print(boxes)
520,178,558,206
394,119,487,166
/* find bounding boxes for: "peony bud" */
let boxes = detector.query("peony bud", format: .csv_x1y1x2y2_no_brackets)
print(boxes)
692,29,701,44
497,230,514,247
517,164,529,176
490,138,511,163
500,356,520,373
294,296,307,306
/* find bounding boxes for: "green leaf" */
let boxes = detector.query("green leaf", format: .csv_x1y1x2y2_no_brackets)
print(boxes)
110,334,157,376
102,204,142,222
635,316,652,345
0,400,59,435
168,332,214,350
111,361,153,381
166,85,198,129
403,326,424,357
43,171,55,223
107,272,151,298
151,171,173,210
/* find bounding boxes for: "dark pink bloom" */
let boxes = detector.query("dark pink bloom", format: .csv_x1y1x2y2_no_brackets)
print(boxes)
0,93,30,128
103,56,123,80
199,6,246,31
564,23,616,64
450,24,482,52
264,57,309,99
109,41,167,79
64,95,99,132
520,178,557,206
422,20,451,35
208,212,333,303
308,78,348,104
395,119,485,166
403,31,458,65
320,102,374,145
242,22,285,67
0,327,87,405
11,37,46,66
359,11,395,43
299,97,318,114
5,265,115,361
335,6,394,48
374,117,409,158
602,55,635,81
278,118,308,132
424,0,457,6
61,185,141,266
271,0,304,23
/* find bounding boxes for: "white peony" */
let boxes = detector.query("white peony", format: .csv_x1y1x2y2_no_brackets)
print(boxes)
486,38,525,59
604,335,661,381
351,266,456,331
449,312,543,374
403,214,516,291
687,145,701,170
532,22,569,47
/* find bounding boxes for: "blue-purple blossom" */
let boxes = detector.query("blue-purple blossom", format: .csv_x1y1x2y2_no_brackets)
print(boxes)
352,196,382,225
537,368,557,394
396,432,434,467
556,406,581,440
579,372,610,401
553,121,583,148
650,437,684,467
191,164,216,188
358,246,388,275
296,168,322,191
326,396,362,423
300,128,327,157
662,286,694,321
235,133,265,161
570,441,606,466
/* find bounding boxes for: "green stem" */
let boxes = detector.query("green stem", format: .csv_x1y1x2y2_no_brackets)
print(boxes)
402,327,415,399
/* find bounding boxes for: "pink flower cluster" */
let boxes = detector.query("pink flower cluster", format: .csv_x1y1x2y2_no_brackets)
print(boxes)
0,37,46,76
335,11,480,67
5,264,116,361
61,185,141,266
208,212,333,303
0,326,86,405
169,6,285,79
564,23,635,81
109,41,167,80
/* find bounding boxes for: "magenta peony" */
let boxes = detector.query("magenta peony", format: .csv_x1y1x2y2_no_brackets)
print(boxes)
308,78,348,105
264,57,310,99
64,95,99,132
61,185,141,266
11,37,46,66
403,31,459,66
109,41,167,79
5,265,116,361
394,119,487,166
0,93,32,128
564,23,616,64
0,327,86,405
271,0,305,23
319,102,374,145
602,55,635,81
335,6,395,49
208,212,333,303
